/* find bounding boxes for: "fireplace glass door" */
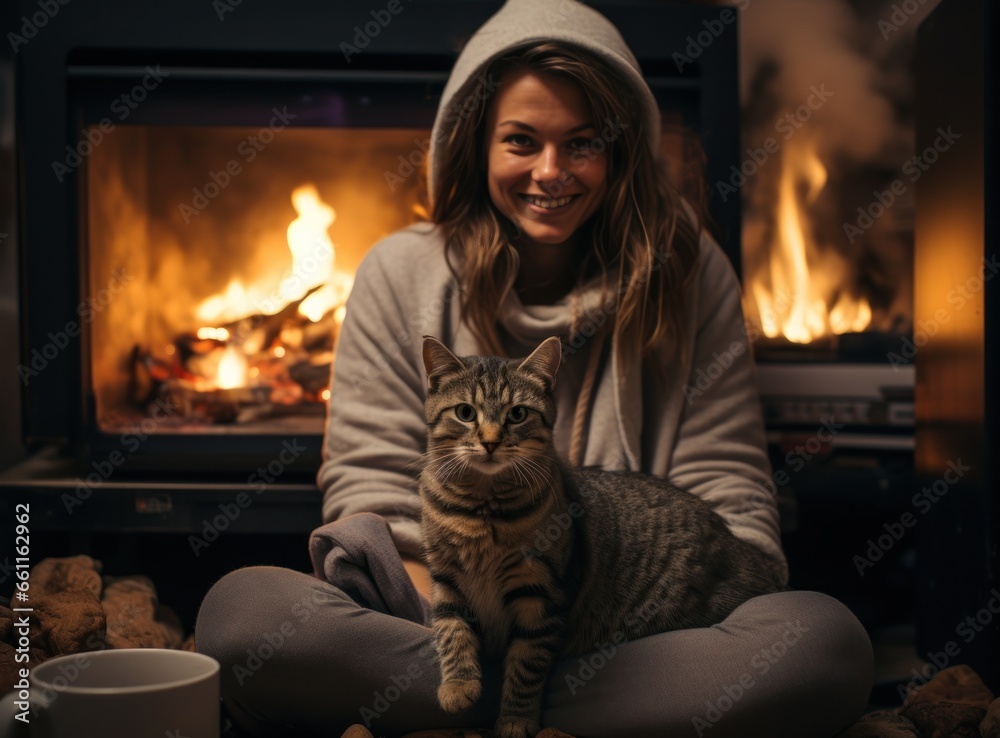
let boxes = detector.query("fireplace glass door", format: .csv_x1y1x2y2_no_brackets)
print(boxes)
76,68,704,474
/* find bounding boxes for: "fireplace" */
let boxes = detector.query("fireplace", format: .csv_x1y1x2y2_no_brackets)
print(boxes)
85,125,424,445
12,0,740,479
726,0,921,638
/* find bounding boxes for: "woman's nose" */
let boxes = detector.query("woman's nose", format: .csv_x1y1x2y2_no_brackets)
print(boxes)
531,146,565,182
532,145,572,192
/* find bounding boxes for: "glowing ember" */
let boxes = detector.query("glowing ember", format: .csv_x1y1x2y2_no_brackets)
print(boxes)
216,344,248,389
749,142,872,343
196,326,230,341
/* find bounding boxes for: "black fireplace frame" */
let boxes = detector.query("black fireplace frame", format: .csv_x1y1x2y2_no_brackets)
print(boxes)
14,0,741,478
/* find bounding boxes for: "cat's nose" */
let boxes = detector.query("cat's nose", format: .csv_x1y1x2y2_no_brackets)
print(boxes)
481,441,499,455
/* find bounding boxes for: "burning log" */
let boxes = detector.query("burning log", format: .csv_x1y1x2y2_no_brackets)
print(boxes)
116,184,354,427
217,284,324,355
128,284,340,424
165,379,272,424
288,360,332,396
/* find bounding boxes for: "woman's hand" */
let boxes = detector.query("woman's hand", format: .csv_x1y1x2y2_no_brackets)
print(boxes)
401,554,432,600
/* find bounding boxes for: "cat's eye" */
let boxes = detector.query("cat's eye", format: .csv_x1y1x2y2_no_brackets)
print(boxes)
507,406,528,424
454,404,477,422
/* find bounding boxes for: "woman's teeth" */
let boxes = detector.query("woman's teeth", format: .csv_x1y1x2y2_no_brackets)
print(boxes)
522,194,574,209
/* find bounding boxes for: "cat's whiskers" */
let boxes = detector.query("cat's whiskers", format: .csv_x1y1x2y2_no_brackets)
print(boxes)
510,457,547,506
517,454,552,494
435,449,472,485
509,458,529,490
510,457,536,491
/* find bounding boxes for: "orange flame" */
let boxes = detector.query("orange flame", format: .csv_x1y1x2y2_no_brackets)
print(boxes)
194,184,354,325
750,142,871,343
189,183,356,389
215,344,248,389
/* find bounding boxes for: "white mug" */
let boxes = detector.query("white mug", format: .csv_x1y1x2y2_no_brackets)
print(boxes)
0,648,220,738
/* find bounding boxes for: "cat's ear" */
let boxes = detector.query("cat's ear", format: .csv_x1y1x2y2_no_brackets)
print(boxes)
518,336,562,392
422,336,466,392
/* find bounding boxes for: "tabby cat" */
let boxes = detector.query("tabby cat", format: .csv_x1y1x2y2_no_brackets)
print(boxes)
418,335,784,738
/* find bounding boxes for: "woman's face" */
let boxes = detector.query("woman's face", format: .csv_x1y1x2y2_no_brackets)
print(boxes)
485,70,608,252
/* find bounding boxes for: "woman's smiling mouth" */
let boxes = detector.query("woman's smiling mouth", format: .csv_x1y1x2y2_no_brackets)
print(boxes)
520,193,578,210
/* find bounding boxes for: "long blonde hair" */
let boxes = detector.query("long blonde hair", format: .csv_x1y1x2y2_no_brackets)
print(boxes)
430,42,701,367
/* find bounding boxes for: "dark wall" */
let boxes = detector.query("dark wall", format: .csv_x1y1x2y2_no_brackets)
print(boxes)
1,1,27,473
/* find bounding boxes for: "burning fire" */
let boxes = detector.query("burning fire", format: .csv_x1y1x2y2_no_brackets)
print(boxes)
195,184,351,326
188,183,353,391
749,142,871,344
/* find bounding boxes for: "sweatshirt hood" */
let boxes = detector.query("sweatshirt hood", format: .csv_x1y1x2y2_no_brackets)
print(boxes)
427,0,660,205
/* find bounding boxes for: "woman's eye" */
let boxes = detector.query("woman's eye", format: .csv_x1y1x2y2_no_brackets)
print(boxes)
455,404,477,422
503,134,533,147
569,137,594,151
507,406,528,424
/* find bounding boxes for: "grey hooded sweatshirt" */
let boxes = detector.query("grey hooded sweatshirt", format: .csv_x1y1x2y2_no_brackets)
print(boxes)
316,0,788,585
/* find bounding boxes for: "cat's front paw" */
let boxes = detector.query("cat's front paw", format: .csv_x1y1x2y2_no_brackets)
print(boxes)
437,678,482,713
494,716,539,738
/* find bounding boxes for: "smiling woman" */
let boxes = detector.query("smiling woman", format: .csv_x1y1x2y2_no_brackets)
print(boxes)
485,71,609,304
433,39,700,363
488,77,607,235
195,1,874,736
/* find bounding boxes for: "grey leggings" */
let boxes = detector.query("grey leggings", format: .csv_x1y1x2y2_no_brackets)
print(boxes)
195,562,873,737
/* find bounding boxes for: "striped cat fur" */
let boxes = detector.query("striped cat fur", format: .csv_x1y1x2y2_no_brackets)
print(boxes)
418,335,785,738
